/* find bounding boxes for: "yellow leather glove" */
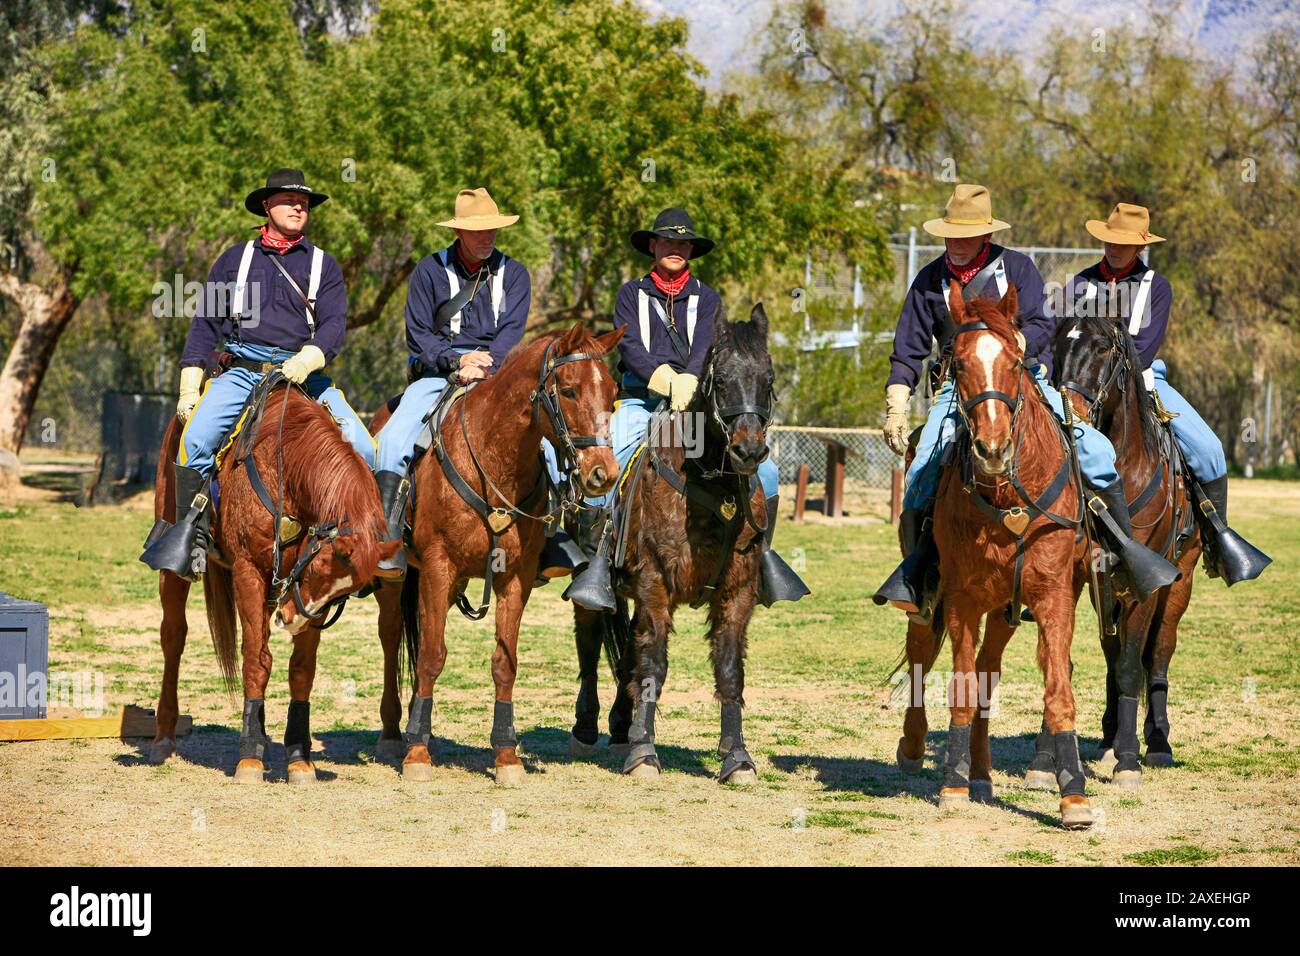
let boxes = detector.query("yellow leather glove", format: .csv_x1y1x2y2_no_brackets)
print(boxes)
884,383,912,457
670,372,698,412
281,344,325,384
647,364,675,400
176,366,204,423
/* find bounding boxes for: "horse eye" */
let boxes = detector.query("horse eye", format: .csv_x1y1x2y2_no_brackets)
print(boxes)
560,387,577,399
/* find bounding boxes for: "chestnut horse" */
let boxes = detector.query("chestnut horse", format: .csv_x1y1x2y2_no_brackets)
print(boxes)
1051,315,1200,787
895,284,1095,828
148,377,398,782
569,304,777,785
371,323,622,785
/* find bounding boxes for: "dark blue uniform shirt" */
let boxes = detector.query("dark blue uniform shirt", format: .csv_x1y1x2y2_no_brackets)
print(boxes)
887,244,1055,390
612,274,721,383
180,236,347,369
1063,262,1171,369
404,242,531,375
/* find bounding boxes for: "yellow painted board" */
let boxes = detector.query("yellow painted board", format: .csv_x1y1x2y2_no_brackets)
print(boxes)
0,706,192,742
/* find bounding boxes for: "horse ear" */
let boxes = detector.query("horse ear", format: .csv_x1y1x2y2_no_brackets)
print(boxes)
947,280,965,324
713,311,733,345
1000,284,1019,325
594,325,626,354
560,321,586,350
749,302,769,340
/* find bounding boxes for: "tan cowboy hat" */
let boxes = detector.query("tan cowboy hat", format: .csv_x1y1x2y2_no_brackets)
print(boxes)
922,184,1011,239
1085,202,1165,245
436,187,519,231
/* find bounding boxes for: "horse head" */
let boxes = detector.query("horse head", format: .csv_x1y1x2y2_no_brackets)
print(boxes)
274,525,401,636
1053,313,1132,430
698,302,775,476
947,281,1025,477
541,322,624,497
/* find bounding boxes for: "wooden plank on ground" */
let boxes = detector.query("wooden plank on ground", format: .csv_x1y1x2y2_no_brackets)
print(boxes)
0,705,192,742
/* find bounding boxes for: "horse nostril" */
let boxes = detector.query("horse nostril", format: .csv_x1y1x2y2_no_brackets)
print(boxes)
591,465,606,485
974,439,989,458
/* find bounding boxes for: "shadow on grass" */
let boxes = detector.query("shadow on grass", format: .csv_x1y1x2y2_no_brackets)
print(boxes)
522,725,717,778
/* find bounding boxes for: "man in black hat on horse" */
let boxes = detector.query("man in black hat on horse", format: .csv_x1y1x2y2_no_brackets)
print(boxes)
140,168,374,579
565,208,809,610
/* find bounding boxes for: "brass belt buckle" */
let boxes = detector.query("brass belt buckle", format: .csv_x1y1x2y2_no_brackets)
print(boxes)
260,361,274,374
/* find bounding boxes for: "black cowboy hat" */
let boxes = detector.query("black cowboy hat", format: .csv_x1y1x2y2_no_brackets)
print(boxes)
243,168,330,217
630,208,715,259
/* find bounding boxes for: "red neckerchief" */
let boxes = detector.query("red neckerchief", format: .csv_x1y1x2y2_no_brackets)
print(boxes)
456,242,486,274
1099,257,1140,283
259,224,303,254
945,242,990,285
650,267,691,298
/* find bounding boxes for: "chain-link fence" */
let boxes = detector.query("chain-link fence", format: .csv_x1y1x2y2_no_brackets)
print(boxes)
769,425,898,485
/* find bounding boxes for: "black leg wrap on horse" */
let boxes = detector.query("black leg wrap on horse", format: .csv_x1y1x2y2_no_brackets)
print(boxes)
943,722,972,790
283,699,311,765
238,698,270,762
573,675,599,745
1114,695,1142,771
623,693,658,772
608,691,632,745
1029,721,1056,773
490,700,518,751
1053,731,1087,797
717,701,755,781
404,694,433,749
1145,678,1171,750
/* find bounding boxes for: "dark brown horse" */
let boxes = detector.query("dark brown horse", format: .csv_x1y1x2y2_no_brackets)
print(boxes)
569,304,778,785
895,284,1095,828
148,379,398,783
371,323,622,785
1051,315,1200,787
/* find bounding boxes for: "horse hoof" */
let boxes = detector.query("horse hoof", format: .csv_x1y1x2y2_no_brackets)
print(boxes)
896,738,924,775
1113,768,1143,790
969,780,994,803
721,767,758,786
1097,747,1116,766
938,787,969,809
1060,797,1094,830
627,761,660,779
287,761,317,786
568,734,598,757
402,760,435,782
375,738,406,761
148,739,175,765
608,741,630,759
1143,750,1174,768
494,763,526,787
1024,769,1057,790
233,760,265,784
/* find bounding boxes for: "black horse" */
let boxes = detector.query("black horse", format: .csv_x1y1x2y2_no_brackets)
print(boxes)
566,304,807,783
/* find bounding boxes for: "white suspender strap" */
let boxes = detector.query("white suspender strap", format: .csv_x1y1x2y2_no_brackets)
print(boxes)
685,294,699,345
1129,269,1155,336
637,289,651,351
304,246,324,335
993,258,1007,297
490,254,506,326
439,248,462,335
232,240,256,318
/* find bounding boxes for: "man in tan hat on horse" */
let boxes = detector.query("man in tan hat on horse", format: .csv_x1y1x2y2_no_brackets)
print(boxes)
1062,202,1270,585
373,188,533,577
874,184,1178,617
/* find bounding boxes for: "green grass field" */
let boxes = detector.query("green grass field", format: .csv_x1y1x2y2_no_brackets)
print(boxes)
1,480,1297,865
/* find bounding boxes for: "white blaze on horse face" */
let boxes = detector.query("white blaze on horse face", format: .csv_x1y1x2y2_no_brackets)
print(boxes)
975,334,1004,424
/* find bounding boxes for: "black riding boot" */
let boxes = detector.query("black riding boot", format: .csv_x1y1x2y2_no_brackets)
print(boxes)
139,463,212,581
759,495,810,607
1195,476,1271,585
872,505,939,618
537,530,587,583
1089,478,1180,600
563,505,615,612
374,470,409,579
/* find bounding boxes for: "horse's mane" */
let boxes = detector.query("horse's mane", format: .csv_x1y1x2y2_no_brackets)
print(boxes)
269,389,387,540
481,326,603,386
962,297,1023,351
1065,313,1163,459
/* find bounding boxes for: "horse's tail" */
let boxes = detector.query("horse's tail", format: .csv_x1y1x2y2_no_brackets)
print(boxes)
154,416,183,521
202,562,239,693
399,567,420,689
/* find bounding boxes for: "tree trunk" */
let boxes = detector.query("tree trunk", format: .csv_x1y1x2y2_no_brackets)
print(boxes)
0,270,79,489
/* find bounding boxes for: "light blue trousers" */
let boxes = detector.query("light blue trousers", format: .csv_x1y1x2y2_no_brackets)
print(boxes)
1149,360,1226,482
586,390,779,508
903,361,1118,510
178,342,375,476
373,366,561,483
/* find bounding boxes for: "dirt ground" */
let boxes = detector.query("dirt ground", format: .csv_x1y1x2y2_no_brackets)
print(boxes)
1,463,1297,866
